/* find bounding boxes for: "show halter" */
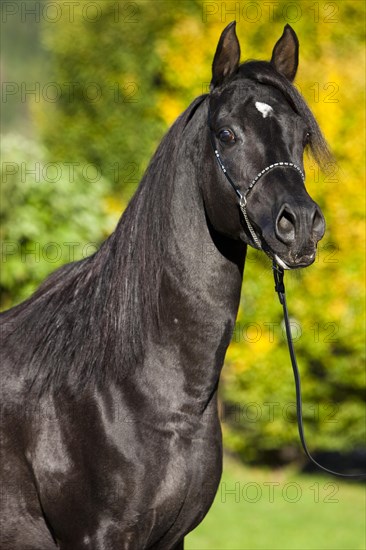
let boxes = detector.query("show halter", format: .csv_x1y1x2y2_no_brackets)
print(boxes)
209,132,305,250
209,126,366,479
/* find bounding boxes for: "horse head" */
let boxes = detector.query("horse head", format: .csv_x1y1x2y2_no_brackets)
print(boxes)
205,22,328,269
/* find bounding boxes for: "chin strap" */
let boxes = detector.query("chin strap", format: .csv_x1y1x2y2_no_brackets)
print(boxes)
273,262,366,479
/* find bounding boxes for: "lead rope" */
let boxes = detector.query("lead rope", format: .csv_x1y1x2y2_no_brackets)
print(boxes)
273,262,366,479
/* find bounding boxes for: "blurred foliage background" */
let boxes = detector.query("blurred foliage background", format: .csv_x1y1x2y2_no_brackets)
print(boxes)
1,0,365,470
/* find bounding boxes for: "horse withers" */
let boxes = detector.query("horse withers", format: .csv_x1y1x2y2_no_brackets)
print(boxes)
0,23,329,549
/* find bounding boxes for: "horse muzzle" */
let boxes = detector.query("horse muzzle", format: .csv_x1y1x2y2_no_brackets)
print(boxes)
266,201,326,269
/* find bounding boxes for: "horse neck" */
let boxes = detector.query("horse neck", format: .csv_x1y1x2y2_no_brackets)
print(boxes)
167,151,245,314
167,108,245,310
135,119,246,413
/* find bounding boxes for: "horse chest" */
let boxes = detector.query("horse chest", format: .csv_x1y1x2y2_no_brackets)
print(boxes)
28,386,222,547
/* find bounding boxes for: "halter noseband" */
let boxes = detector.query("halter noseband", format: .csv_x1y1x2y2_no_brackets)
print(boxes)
209,130,305,249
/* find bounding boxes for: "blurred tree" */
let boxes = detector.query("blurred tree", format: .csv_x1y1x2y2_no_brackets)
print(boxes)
0,134,116,308
34,0,203,199
0,2,47,135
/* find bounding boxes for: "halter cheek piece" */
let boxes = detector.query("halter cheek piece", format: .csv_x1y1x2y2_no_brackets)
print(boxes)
209,131,305,248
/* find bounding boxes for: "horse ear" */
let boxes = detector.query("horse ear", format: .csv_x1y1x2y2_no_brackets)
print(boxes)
211,21,240,90
270,24,299,82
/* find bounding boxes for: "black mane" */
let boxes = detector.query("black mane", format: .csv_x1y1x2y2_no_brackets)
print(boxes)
1,95,208,395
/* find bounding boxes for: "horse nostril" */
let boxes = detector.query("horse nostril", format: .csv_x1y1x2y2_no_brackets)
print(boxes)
312,207,325,239
275,205,296,244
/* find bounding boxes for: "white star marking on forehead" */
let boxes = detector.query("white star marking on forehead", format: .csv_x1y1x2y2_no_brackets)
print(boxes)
255,101,274,118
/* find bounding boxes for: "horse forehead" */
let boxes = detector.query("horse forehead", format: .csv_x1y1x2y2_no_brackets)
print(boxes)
217,97,294,126
216,81,294,118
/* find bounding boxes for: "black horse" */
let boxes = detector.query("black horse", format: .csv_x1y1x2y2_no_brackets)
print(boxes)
1,23,330,549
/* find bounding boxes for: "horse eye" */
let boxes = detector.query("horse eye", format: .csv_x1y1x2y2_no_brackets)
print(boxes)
218,129,235,143
303,131,311,146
